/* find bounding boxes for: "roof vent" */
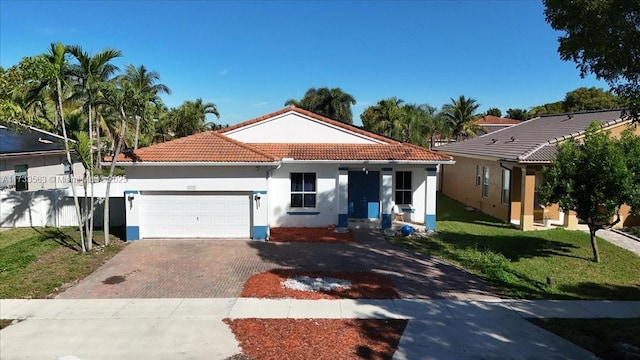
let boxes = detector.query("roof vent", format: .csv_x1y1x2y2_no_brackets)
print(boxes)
491,139,498,144
510,136,517,142
38,137,53,144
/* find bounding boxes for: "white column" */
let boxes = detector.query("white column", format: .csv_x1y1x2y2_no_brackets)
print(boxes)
425,166,437,231
338,168,349,228
124,190,140,241
381,168,393,229
253,190,268,240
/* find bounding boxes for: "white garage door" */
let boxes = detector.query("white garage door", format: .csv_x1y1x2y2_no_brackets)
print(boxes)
141,192,251,238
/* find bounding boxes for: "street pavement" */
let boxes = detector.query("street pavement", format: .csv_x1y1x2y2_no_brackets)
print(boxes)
3,298,639,359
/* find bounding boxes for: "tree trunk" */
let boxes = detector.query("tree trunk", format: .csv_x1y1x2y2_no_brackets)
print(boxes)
104,105,127,245
57,78,85,252
589,227,601,263
134,115,140,150
87,103,94,251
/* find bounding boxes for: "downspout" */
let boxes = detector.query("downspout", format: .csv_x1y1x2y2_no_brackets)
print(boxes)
499,162,512,224
265,163,282,240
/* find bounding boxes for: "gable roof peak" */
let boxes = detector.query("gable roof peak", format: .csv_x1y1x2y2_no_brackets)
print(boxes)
218,106,399,144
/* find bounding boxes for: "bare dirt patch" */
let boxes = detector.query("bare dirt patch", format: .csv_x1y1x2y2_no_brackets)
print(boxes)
241,270,399,299
269,227,354,243
224,318,407,360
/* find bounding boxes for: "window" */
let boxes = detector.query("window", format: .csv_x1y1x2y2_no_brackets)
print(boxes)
15,165,28,191
476,165,481,186
290,173,316,208
501,169,510,204
63,161,72,175
482,166,489,198
395,171,412,205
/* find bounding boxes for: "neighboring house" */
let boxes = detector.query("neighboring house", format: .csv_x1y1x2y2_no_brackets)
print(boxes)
431,115,520,147
474,115,520,136
0,125,83,191
0,124,90,228
435,109,640,230
115,106,454,241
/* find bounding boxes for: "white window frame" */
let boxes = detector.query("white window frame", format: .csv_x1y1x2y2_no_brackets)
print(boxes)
482,166,489,198
501,168,510,204
290,172,317,208
395,171,412,205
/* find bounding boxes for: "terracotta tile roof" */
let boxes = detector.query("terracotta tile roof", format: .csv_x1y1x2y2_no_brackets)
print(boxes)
249,143,453,162
474,115,520,125
436,109,627,163
115,131,277,163
217,106,399,144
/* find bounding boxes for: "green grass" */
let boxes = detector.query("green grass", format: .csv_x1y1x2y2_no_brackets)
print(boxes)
529,318,640,360
389,194,640,300
0,227,125,299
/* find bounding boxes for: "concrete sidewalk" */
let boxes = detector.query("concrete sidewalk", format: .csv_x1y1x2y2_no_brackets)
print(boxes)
578,224,640,256
2,298,639,359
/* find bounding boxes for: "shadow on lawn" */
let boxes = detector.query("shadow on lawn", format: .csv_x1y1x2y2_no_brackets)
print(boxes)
31,227,82,251
559,282,640,300
436,231,585,262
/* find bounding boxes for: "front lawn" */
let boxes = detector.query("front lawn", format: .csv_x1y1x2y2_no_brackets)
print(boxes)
0,227,125,298
389,194,640,300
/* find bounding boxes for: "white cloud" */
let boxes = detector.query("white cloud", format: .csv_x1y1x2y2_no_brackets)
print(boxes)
253,101,269,107
219,68,230,76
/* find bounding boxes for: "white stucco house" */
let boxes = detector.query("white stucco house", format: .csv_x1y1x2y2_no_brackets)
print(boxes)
116,106,454,241
0,124,83,191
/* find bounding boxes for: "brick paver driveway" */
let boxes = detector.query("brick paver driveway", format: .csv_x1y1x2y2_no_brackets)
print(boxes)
58,227,498,300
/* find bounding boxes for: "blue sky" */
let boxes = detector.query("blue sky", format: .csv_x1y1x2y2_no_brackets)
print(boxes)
1,1,606,126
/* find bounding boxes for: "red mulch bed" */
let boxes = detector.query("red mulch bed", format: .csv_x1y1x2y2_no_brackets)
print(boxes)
224,318,407,360
241,269,400,299
269,227,355,243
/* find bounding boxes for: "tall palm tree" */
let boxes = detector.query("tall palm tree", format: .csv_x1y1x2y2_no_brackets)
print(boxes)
442,95,482,141
170,98,220,137
67,46,121,246
120,64,171,149
285,87,356,124
99,79,134,245
28,43,86,251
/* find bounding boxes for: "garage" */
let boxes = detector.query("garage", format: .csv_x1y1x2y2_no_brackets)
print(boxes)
140,192,251,239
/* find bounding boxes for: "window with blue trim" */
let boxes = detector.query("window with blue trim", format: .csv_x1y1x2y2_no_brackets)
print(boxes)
291,172,316,208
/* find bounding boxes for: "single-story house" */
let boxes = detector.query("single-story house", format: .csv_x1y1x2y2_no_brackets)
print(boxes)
435,109,640,230
115,106,454,241
0,124,83,191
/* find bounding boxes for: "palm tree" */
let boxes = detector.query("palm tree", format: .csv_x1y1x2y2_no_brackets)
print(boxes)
67,46,121,247
99,79,134,245
29,43,86,251
360,97,404,138
170,98,220,137
399,104,438,146
285,87,356,124
120,64,171,150
442,95,482,141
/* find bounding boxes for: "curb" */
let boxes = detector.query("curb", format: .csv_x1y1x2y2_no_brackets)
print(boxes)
611,229,640,243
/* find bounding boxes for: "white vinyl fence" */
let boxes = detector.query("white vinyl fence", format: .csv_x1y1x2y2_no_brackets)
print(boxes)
0,189,125,228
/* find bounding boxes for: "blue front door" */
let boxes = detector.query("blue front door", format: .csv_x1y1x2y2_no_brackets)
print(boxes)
348,171,380,219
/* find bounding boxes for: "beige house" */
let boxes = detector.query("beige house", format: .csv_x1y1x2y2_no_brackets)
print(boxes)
435,109,640,230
